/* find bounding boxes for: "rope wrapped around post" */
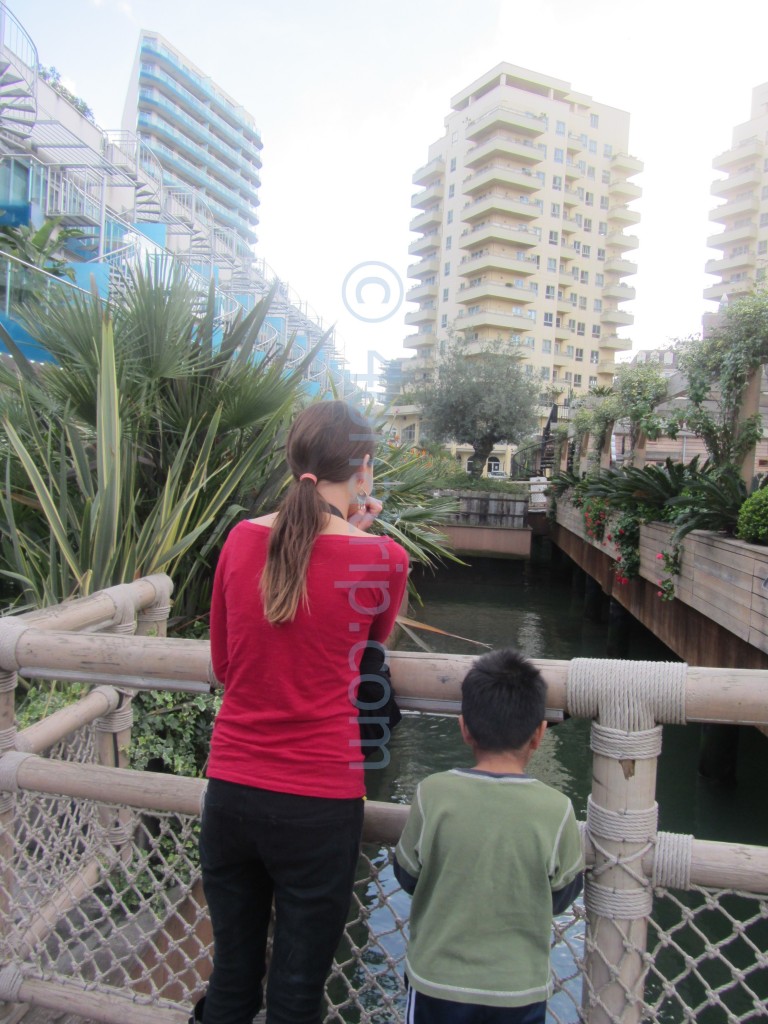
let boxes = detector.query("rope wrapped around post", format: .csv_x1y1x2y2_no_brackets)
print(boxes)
567,658,691,1024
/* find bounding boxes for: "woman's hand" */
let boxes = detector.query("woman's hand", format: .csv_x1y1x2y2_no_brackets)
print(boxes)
347,493,382,531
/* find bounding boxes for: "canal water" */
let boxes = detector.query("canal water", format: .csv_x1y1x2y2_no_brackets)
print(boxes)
350,542,768,1023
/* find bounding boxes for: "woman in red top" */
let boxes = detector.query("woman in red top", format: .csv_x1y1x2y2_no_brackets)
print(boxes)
196,401,409,1024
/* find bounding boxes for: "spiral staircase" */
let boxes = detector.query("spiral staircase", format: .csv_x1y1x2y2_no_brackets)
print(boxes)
0,5,36,148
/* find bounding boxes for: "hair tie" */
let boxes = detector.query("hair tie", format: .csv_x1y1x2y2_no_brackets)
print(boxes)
299,473,318,484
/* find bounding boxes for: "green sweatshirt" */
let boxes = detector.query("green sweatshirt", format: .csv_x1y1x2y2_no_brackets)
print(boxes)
394,768,584,1008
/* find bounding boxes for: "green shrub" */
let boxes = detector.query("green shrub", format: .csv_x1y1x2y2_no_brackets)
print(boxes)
736,488,768,544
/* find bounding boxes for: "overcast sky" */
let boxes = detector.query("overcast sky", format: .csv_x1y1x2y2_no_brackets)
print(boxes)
15,0,768,375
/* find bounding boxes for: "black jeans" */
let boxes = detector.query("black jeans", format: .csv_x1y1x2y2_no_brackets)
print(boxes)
406,987,547,1023
199,779,364,1024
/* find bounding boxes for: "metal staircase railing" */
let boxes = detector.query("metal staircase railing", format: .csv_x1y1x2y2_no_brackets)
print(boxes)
0,3,36,144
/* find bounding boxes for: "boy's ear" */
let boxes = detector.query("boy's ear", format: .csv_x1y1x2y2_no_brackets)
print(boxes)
458,714,473,747
528,720,548,752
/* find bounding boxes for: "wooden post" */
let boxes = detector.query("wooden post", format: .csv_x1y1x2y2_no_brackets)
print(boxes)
738,367,762,487
136,576,173,639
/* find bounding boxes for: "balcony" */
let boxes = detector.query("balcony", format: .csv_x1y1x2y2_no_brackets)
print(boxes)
406,280,438,303
554,321,571,341
609,179,642,201
464,164,544,195
712,137,762,172
607,232,639,252
706,223,757,250
709,194,760,224
602,283,636,302
411,181,444,209
456,308,535,332
465,105,547,141
407,256,439,279
458,250,539,277
601,309,634,327
408,232,440,256
412,156,445,187
404,331,437,351
604,257,638,276
608,206,641,226
410,206,442,232
600,334,633,351
566,132,585,152
465,134,546,169
710,165,762,199
598,359,617,375
560,216,579,234
703,279,752,303
610,153,644,176
462,192,543,223
564,160,583,181
705,252,754,276
405,306,437,326
457,281,536,305
461,221,541,249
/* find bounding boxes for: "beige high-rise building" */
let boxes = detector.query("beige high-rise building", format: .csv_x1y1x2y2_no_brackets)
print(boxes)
405,63,642,401
705,82,768,305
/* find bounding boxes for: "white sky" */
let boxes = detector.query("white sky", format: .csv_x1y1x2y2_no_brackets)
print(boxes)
14,0,768,375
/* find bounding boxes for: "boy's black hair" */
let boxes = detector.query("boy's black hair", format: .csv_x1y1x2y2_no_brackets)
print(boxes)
461,648,546,752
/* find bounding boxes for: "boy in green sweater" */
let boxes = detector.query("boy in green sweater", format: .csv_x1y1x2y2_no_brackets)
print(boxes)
394,648,583,1023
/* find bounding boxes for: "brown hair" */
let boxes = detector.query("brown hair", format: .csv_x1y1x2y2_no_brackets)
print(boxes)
260,401,377,624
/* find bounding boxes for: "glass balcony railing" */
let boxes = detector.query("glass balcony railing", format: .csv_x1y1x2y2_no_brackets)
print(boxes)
139,48,262,150
137,112,258,209
141,73,264,172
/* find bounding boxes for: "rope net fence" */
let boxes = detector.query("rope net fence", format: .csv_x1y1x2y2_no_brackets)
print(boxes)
0,714,766,1022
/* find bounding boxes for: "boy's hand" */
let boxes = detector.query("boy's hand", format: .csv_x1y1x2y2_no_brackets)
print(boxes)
347,493,382,531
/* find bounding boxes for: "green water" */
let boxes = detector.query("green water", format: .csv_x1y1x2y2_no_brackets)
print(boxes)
353,547,768,1023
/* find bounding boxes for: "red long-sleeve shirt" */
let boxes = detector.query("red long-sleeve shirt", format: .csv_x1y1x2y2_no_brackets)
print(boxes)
208,520,409,798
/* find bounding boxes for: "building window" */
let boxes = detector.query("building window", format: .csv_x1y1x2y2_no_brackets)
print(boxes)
600,196,610,210
592,325,601,338
580,270,589,284
597,248,606,261
446,237,452,250
594,299,603,312
524,336,535,348
589,375,598,387
549,230,559,245
758,240,768,255
540,366,551,379
589,140,597,154
553,175,562,190
587,166,596,179
577,322,586,336
585,191,594,206
524,364,533,377
579,296,587,310
584,218,592,232
582,244,591,258
542,339,552,353
443,288,449,301
760,212,768,227
590,350,599,364
556,120,566,135
448,184,455,198
545,285,556,299
440,314,448,327
762,185,768,199
450,157,457,172
575,347,584,361
574,373,582,387
547,257,557,271
444,262,451,275
447,210,453,224
603,144,613,158
544,312,554,327
575,213,583,227
527,310,537,322
595,273,604,286
590,113,599,128
598,221,608,235
602,170,611,184
551,202,561,217
555,148,564,163
564,371,572,382
567,319,576,332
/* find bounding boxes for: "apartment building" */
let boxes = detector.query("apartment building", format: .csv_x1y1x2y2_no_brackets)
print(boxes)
122,30,262,250
705,81,768,305
405,63,642,400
